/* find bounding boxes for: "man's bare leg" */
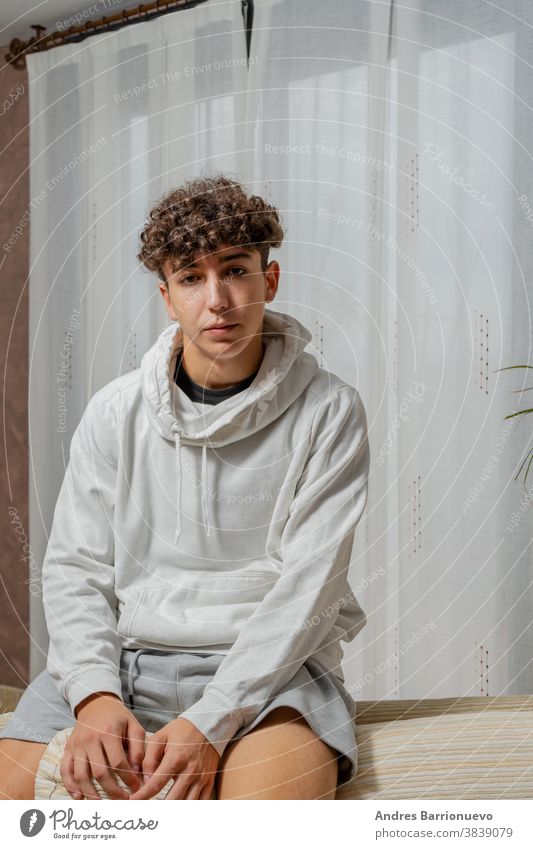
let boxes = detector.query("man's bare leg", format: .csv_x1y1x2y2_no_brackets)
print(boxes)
0,739,47,799
215,706,339,800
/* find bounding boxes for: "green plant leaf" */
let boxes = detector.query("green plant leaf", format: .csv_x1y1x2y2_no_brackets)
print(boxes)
514,447,533,481
504,408,533,419
520,450,533,491
498,364,533,488
513,446,533,491
494,365,533,371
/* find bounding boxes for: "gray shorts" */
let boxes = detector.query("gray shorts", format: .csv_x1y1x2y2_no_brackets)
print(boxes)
0,648,358,789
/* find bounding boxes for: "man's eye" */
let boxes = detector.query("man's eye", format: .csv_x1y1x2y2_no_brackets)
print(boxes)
178,267,247,285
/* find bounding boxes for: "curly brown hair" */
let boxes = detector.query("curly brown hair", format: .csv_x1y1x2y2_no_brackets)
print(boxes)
137,173,285,285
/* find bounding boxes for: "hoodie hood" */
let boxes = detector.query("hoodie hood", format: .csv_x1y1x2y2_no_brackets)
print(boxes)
141,309,319,543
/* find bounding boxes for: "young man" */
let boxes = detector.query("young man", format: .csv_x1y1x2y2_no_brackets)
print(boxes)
0,174,370,801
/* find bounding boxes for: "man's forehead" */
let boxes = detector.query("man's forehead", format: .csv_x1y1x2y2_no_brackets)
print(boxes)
168,246,258,272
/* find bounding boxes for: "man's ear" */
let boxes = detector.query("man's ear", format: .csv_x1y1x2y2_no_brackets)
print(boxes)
264,260,280,304
159,283,178,321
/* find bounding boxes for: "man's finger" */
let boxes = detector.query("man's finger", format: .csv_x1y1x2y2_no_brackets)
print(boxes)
124,719,146,778
199,783,214,800
129,755,176,800
140,734,166,780
85,742,129,800
60,750,83,800
166,777,200,800
72,750,102,801
102,734,142,794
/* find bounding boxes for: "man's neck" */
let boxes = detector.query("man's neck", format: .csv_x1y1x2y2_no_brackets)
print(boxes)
179,337,265,389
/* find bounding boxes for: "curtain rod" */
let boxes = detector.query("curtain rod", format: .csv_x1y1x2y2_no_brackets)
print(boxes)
6,0,253,69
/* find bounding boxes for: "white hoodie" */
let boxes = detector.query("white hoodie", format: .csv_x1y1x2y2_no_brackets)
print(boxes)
42,309,370,756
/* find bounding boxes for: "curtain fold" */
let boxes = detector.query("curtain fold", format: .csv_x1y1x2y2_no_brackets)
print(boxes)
25,0,533,700
245,0,396,696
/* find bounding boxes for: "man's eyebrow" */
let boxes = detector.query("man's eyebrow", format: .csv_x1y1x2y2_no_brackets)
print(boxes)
171,251,255,273
217,251,256,263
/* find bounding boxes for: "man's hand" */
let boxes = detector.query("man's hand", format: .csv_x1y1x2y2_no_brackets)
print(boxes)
129,716,220,801
61,692,146,800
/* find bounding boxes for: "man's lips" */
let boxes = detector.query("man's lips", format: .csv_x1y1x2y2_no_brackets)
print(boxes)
204,323,238,333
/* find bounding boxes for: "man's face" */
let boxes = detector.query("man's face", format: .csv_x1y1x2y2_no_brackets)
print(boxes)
159,244,279,364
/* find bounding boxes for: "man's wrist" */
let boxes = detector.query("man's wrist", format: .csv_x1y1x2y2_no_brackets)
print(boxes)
75,691,123,719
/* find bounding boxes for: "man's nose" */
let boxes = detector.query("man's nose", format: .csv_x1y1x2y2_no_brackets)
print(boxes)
205,271,229,306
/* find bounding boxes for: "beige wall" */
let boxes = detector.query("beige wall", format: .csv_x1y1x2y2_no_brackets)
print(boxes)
0,49,29,688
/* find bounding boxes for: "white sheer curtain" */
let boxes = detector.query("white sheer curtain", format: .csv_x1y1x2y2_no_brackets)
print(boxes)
27,0,533,700
26,0,249,675
247,0,533,699
389,0,533,698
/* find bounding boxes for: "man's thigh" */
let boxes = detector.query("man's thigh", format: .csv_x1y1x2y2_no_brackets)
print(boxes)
215,706,339,800
0,739,47,800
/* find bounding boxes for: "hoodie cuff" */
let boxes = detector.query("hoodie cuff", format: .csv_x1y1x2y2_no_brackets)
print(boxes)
63,667,124,717
178,689,244,759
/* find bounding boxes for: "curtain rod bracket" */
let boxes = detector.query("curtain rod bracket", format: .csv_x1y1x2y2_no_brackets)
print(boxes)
5,24,47,69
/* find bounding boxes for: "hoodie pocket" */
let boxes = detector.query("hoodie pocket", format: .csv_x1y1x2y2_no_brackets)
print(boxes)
117,571,279,648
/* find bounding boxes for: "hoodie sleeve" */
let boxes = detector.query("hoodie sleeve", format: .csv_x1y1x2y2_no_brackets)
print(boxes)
179,384,370,758
42,386,124,716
